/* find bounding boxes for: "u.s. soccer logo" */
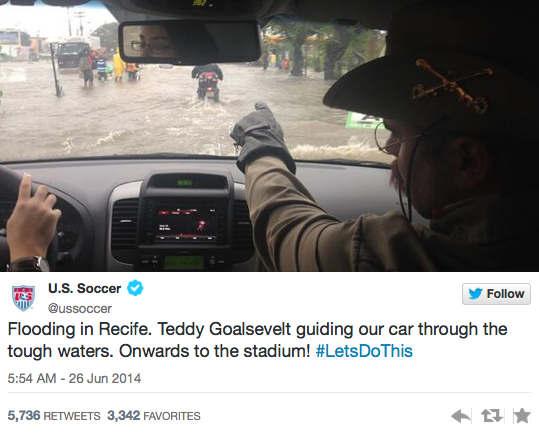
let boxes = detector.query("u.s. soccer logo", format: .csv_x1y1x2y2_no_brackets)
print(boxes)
12,286,35,311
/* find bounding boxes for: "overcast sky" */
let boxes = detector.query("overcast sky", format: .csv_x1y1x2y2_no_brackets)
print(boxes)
0,1,116,40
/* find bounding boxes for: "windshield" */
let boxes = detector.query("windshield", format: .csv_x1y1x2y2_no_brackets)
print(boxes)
0,2,391,164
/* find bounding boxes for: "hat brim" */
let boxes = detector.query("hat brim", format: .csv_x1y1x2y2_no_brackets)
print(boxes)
323,50,538,138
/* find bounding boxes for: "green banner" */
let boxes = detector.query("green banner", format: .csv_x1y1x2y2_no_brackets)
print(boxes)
346,112,385,130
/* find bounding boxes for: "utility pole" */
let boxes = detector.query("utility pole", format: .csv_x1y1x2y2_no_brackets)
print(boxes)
66,7,72,37
74,11,85,37
50,43,63,98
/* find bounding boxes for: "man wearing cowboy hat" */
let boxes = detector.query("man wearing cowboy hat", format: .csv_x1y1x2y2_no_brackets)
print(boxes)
230,2,539,271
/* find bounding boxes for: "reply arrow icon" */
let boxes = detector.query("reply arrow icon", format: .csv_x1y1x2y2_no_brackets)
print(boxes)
452,410,471,423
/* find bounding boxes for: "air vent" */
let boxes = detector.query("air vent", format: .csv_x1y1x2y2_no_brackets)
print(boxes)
233,200,254,251
111,198,139,264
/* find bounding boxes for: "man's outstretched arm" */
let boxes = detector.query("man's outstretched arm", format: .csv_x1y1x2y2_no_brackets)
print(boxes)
232,103,358,271
245,156,358,271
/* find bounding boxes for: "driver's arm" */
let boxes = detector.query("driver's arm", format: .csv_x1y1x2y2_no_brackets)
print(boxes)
7,174,61,263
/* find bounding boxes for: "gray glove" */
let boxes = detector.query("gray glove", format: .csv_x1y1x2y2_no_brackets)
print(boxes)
230,101,296,174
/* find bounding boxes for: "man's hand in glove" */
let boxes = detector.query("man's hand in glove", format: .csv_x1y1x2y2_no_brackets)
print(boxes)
231,101,296,174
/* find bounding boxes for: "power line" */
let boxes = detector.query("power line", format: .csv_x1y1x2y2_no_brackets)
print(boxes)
74,11,85,36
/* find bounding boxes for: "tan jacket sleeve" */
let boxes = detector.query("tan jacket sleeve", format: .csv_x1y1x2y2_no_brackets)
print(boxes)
245,156,361,271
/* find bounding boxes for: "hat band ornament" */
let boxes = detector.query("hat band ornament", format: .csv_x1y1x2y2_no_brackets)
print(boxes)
412,58,494,115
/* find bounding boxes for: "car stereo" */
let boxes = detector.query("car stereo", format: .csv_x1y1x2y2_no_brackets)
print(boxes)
144,201,226,244
135,171,234,271
155,205,218,241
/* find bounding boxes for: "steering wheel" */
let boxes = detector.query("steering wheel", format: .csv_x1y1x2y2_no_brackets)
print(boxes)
0,165,58,271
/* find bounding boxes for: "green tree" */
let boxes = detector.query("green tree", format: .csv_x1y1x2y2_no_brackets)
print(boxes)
342,29,385,72
271,17,318,76
91,22,119,52
321,24,357,80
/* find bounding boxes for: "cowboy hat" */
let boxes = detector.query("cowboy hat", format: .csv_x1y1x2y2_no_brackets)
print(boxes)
323,3,539,139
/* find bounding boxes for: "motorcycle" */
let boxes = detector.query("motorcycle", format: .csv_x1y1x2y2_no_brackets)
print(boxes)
197,72,220,102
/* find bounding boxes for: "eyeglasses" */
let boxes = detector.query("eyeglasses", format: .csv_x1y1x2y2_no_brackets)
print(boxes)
374,121,425,155
131,40,174,55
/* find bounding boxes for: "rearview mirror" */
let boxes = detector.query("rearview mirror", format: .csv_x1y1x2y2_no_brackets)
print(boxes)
118,20,261,65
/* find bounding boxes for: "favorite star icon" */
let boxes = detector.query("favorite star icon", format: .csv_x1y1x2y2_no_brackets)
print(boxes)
514,408,531,424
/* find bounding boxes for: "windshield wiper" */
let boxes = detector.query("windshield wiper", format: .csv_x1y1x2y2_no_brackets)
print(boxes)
139,155,391,169
2,154,236,164
4,155,390,167
296,158,391,169
134,153,235,160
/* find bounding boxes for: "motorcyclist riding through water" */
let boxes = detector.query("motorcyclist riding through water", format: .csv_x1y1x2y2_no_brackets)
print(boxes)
192,64,223,101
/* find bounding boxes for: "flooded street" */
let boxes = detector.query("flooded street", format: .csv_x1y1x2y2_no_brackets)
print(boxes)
0,61,389,162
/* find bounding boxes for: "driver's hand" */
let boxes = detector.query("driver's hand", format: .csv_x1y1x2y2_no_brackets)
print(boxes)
7,174,61,262
231,102,296,174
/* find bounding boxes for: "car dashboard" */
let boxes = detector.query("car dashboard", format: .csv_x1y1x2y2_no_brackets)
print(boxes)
2,157,405,272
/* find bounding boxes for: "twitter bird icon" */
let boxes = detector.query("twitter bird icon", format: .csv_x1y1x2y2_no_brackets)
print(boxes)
469,288,482,300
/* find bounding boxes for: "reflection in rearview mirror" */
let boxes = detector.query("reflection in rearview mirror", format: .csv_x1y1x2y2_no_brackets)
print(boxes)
119,20,261,65
128,25,177,58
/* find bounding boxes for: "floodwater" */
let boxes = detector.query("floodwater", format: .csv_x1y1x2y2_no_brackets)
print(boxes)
0,61,390,163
